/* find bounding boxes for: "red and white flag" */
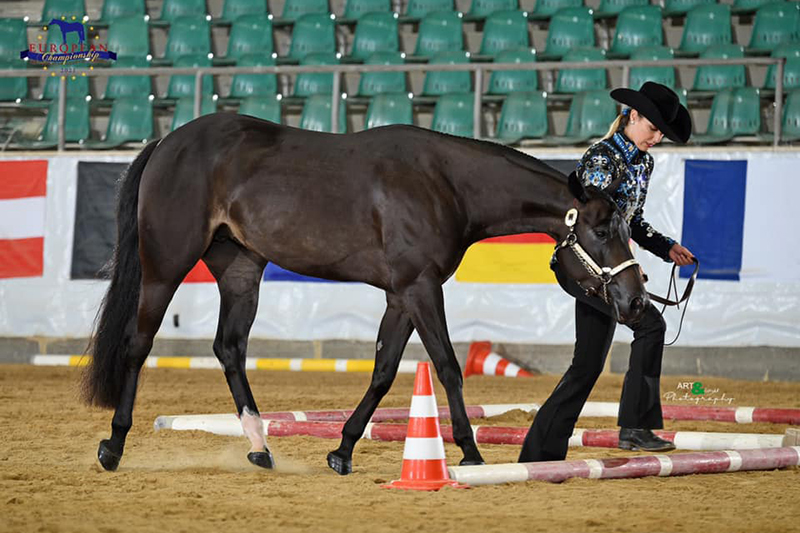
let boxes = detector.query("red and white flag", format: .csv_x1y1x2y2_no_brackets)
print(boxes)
0,161,48,278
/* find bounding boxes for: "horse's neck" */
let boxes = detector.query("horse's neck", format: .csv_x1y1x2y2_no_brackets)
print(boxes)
457,153,574,245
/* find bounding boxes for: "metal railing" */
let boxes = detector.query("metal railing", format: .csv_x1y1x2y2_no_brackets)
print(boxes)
0,56,787,150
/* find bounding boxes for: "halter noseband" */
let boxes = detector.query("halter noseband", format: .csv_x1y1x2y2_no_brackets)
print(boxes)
552,208,639,303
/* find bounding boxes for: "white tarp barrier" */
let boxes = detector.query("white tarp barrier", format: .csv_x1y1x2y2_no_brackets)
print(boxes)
0,149,798,346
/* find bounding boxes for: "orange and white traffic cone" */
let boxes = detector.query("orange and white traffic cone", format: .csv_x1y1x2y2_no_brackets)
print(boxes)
382,362,469,491
464,341,534,378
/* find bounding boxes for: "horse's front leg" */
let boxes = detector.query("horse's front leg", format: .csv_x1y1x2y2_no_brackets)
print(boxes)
400,275,485,466
327,294,414,475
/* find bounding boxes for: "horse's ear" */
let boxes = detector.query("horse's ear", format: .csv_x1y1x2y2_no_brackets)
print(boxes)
567,171,589,204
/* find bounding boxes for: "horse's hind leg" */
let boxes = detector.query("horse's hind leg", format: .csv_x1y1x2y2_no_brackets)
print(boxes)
98,279,182,470
203,236,273,468
327,294,414,475
399,275,485,466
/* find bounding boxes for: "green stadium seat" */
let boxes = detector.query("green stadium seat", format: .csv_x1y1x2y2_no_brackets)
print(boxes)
663,0,715,18
280,0,330,23
764,44,800,91
96,0,146,24
166,54,214,98
300,94,347,133
540,7,595,61
365,92,414,128
594,0,648,20
403,0,455,21
347,12,399,62
41,70,90,101
229,54,277,98
162,17,211,64
0,18,27,56
678,4,732,57
287,13,336,62
238,95,281,123
219,14,273,63
495,91,548,143
555,48,607,93
781,90,800,141
553,89,617,144
477,10,530,58
0,60,28,102
107,15,150,59
732,0,776,16
171,95,217,131
411,11,463,61
465,0,519,22
156,0,209,24
422,51,471,96
342,0,392,22
747,2,800,55
43,17,83,63
692,44,746,92
693,87,761,144
103,56,152,100
294,52,340,97
528,0,583,22
40,0,87,24
218,0,269,24
357,52,407,96
432,92,475,137
629,46,676,90
85,96,154,148
607,6,663,59
17,98,90,148
487,48,538,95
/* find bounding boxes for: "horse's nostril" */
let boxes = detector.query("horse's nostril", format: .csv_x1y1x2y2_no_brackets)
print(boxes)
630,297,644,315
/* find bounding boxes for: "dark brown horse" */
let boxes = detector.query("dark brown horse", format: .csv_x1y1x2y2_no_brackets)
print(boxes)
83,114,648,474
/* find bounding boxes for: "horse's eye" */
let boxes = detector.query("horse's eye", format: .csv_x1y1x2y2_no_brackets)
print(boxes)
595,229,608,239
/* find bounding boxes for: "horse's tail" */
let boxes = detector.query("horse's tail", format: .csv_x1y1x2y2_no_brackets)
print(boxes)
82,139,160,409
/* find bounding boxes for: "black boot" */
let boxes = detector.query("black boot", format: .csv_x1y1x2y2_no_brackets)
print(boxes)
618,428,676,452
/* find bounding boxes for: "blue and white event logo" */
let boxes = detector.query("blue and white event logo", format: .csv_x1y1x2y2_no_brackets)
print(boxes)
20,16,117,65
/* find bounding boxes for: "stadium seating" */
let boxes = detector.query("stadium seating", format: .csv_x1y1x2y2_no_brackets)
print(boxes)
678,4,732,57
102,56,153,100
421,51,471,98
228,54,278,99
286,13,336,62
342,0,393,22
746,2,800,56
40,71,90,102
85,96,154,148
782,90,800,141
155,0,209,25
553,90,618,144
166,55,214,98
692,44,746,93
528,0,583,21
347,12,399,62
731,0,776,16
300,94,347,133
487,48,538,95
218,14,273,65
293,53,340,97
692,87,761,144
593,0,648,20
161,17,211,64
365,92,414,128
95,0,146,25
477,10,530,59
495,91,548,143
403,0,454,21
663,0,715,18
0,60,27,102
410,11,464,61
607,6,663,59
171,95,217,131
16,98,90,149
356,52,407,97
764,44,800,92
107,15,151,60
431,92,475,137
39,0,87,24
280,0,331,23
629,46,676,90
217,0,269,24
555,48,608,94
238,95,282,123
0,19,28,101
539,7,595,61
464,0,519,22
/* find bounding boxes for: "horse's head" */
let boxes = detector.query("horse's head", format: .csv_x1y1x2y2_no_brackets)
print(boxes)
553,172,649,325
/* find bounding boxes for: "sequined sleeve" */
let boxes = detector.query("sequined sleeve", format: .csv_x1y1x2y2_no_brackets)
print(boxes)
629,187,677,263
576,146,616,190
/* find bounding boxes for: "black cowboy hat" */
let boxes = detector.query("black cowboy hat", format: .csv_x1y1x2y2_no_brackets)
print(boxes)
610,82,692,143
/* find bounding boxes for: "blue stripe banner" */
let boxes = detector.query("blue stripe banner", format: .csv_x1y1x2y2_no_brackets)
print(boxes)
681,160,747,281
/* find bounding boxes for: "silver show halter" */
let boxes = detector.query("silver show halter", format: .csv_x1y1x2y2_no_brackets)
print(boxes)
552,208,639,303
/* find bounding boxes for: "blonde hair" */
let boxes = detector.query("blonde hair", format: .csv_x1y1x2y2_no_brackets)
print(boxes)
602,110,631,140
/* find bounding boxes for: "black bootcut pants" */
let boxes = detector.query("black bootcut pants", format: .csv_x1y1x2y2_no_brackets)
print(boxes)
518,263,667,463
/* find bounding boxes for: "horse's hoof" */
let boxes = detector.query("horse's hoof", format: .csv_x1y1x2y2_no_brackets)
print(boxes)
247,449,275,469
97,439,121,471
327,451,352,475
459,458,485,466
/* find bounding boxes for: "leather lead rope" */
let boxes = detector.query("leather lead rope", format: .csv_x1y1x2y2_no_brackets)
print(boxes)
647,258,699,346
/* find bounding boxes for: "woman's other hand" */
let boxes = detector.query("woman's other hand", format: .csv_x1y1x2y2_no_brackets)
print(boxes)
669,244,695,266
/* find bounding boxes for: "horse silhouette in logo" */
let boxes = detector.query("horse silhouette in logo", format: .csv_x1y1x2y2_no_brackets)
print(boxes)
48,19,86,46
